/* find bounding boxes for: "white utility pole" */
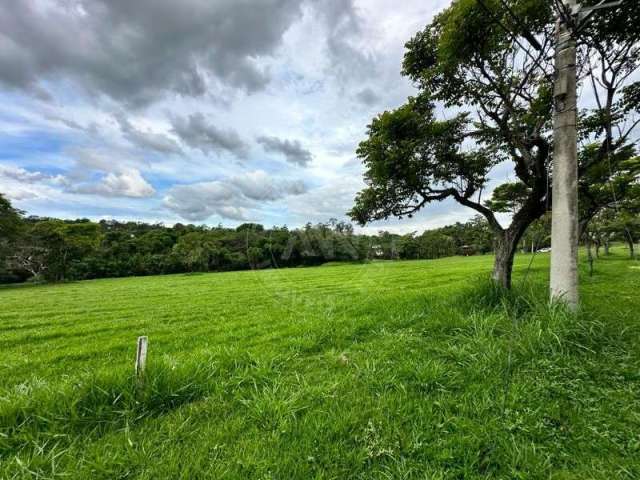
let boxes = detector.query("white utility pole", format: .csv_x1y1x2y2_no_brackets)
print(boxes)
549,0,622,308
550,0,579,309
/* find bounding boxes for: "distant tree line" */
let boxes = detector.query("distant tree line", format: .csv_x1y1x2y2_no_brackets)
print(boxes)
0,194,501,284
0,193,635,285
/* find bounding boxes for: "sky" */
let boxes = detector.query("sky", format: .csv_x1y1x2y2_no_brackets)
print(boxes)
0,0,493,234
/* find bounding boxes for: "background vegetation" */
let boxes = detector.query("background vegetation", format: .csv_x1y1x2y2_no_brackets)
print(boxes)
0,193,508,284
2,192,637,285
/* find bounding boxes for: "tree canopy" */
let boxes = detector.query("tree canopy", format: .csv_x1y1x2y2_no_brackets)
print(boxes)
0,193,22,239
0,194,23,276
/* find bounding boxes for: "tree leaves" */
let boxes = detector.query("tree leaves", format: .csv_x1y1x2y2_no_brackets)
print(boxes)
350,97,494,225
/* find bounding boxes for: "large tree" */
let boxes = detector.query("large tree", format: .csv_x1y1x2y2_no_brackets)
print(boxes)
0,194,22,239
578,145,640,234
11,220,101,282
0,194,23,272
349,0,640,288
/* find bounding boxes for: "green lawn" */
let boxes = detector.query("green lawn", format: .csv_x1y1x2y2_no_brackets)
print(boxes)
1,251,639,479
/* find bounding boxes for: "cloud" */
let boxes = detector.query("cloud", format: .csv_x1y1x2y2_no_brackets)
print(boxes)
312,0,378,83
257,136,313,166
67,168,156,198
231,170,307,200
286,175,363,223
116,114,182,155
0,164,58,184
355,87,380,106
0,0,306,105
164,170,306,221
0,164,66,202
35,148,157,199
162,181,248,222
171,113,248,158
69,149,119,176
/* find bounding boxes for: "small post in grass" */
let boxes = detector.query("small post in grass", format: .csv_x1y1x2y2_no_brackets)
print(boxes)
135,336,148,389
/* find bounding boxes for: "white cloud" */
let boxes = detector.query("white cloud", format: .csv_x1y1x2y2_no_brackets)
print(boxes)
286,175,364,223
164,170,306,222
231,170,307,200
0,164,67,203
0,164,59,184
69,168,156,198
162,181,244,221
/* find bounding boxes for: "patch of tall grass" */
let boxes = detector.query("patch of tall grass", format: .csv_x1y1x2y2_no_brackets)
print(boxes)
0,351,293,459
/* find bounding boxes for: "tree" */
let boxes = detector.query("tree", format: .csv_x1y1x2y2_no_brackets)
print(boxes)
172,232,216,272
0,194,23,279
0,194,22,236
236,223,265,233
612,192,640,259
418,230,457,259
0,194,22,252
485,182,530,215
35,221,101,281
10,241,49,280
349,0,640,289
523,214,551,253
587,214,610,257
398,233,420,259
585,209,618,258
578,145,640,236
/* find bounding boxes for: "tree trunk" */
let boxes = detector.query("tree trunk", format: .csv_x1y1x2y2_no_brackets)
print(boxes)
586,237,594,277
627,233,636,259
604,240,610,256
492,231,520,289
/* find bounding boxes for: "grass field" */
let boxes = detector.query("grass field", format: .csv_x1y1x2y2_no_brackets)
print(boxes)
1,250,639,479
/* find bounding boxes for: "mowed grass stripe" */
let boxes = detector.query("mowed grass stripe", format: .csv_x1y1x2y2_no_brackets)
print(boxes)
0,257,491,388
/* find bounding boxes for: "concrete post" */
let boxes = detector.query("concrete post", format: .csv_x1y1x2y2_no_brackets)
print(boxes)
550,0,579,308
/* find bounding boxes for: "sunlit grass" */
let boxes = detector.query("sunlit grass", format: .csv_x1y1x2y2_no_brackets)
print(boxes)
1,249,638,478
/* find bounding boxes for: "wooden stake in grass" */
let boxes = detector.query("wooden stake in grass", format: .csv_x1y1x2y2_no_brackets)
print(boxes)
135,336,148,387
